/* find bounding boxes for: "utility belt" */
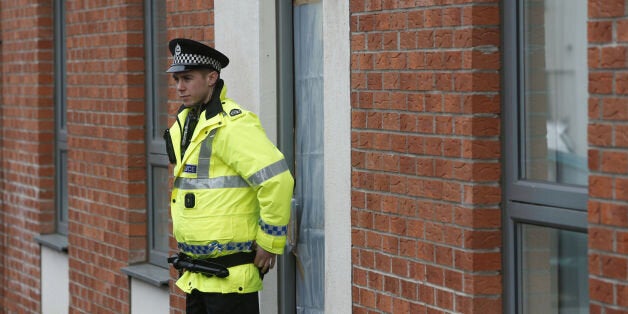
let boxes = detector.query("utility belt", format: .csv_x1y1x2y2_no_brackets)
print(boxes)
168,251,258,279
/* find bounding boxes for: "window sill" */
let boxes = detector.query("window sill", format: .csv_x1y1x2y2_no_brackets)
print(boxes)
121,263,170,287
35,234,68,253
35,234,170,287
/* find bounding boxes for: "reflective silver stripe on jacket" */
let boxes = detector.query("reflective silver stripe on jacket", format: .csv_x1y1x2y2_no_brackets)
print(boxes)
174,175,249,190
196,129,218,179
247,159,290,186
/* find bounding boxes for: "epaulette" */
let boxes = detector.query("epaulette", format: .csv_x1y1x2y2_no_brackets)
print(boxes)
229,108,242,116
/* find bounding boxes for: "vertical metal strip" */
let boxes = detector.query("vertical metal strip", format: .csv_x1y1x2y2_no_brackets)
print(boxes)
276,0,297,312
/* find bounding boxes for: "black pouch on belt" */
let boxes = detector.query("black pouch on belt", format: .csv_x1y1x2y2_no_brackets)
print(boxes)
168,253,229,278
163,129,177,164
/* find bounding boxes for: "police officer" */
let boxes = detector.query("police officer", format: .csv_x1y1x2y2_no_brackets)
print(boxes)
164,38,294,314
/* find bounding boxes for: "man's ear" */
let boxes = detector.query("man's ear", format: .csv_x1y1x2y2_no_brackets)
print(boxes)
206,70,219,86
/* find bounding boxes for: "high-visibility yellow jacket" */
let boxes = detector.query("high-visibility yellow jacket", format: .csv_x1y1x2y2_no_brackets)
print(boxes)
166,82,294,294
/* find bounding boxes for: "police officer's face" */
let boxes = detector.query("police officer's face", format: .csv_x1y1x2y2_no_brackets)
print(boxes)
172,69,218,107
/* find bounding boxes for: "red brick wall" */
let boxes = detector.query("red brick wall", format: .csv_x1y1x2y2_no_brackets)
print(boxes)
587,0,628,313
0,1,55,312
350,1,502,313
64,1,146,313
165,2,216,313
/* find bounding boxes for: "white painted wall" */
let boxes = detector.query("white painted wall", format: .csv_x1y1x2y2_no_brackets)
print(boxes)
322,1,352,313
214,1,278,143
41,247,69,314
130,279,169,314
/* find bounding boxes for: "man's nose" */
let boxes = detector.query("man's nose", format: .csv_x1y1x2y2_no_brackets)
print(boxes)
176,81,185,91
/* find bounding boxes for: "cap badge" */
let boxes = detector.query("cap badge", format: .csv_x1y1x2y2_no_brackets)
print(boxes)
175,44,182,56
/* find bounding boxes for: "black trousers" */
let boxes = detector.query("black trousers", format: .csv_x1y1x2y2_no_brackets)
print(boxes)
186,289,259,314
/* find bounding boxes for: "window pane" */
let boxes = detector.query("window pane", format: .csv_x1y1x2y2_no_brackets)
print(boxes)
520,224,588,314
57,150,68,235
54,0,67,130
146,1,168,267
150,2,169,141
523,0,588,186
54,0,68,235
151,166,170,255
294,3,325,312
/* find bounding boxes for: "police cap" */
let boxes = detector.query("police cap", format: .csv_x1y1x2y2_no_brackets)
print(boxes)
166,38,229,73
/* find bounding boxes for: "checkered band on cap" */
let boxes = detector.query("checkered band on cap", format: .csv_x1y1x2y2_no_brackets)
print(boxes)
172,53,223,72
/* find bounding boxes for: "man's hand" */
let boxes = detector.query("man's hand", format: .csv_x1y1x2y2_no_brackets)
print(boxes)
254,244,277,274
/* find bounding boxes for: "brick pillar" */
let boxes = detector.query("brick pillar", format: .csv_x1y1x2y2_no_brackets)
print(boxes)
0,1,55,313
65,1,147,313
350,1,502,313
587,0,628,313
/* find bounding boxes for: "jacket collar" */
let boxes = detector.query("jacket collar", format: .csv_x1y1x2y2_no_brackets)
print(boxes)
204,79,226,120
